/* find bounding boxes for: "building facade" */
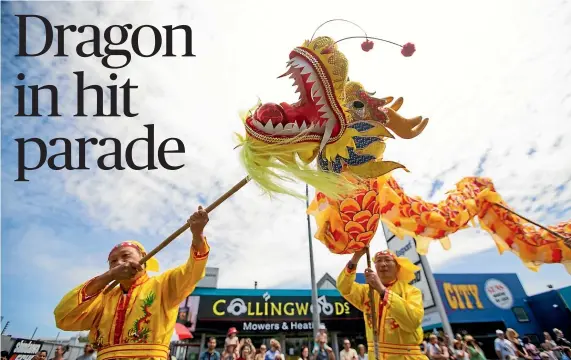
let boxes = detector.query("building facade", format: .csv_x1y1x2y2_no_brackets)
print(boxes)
176,266,568,360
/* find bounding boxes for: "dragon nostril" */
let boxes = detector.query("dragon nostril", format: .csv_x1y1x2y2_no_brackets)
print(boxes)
353,101,364,109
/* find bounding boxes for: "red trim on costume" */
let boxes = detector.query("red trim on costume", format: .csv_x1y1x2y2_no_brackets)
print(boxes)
112,274,149,344
192,236,210,260
79,278,102,303
374,250,397,262
381,289,390,307
192,248,209,261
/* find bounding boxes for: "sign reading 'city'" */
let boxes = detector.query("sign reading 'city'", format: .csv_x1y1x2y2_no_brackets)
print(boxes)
442,278,515,311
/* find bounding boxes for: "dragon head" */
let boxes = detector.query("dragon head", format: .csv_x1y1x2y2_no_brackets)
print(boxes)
237,36,428,198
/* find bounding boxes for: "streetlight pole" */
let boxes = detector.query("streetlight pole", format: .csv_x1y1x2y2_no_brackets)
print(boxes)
420,255,454,340
306,184,321,340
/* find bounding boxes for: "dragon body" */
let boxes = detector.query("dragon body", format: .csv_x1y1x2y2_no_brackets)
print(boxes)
237,35,571,272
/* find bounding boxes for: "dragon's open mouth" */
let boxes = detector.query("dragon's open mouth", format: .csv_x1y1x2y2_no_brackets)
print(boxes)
244,48,345,147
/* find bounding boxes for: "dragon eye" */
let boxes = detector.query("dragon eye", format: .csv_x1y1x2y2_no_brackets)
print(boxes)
353,100,364,109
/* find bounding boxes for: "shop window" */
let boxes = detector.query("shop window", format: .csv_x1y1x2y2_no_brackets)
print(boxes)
512,306,530,322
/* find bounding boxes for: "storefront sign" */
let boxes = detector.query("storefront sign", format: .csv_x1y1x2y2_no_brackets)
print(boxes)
387,236,421,264
485,278,514,310
8,339,43,360
442,282,485,310
200,294,357,320
241,321,315,332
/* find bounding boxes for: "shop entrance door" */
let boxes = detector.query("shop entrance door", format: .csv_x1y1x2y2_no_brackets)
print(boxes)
284,336,314,360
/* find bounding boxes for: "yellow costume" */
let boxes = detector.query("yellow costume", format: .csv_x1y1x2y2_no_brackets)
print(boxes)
54,240,209,360
337,251,427,360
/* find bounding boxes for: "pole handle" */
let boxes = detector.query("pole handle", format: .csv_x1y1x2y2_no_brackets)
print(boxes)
365,247,380,360
103,176,250,294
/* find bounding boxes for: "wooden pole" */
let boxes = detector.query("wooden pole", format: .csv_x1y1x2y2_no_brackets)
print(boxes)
492,203,569,245
365,247,380,360
104,176,250,294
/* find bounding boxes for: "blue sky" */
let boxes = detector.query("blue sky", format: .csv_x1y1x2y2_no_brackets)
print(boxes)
2,0,570,340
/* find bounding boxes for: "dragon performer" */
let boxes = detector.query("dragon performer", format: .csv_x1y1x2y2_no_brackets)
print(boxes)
235,19,571,360
53,207,211,360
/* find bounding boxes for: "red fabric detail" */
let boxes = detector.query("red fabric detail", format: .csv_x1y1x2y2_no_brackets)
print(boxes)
192,247,209,261
553,248,563,262
380,202,394,214
79,278,102,303
112,275,148,344
374,250,397,263
113,293,130,344
356,91,388,124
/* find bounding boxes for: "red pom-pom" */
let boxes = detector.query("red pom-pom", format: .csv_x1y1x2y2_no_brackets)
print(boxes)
361,39,374,52
321,45,334,54
401,42,416,57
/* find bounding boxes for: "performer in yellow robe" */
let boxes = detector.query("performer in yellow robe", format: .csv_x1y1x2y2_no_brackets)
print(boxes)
337,249,427,360
54,206,211,360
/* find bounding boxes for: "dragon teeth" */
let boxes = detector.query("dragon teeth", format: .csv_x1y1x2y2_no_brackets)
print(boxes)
300,66,312,75
264,121,275,132
315,96,327,107
253,120,264,131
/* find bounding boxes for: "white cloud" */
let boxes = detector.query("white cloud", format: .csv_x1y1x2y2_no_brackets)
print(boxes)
3,0,571,334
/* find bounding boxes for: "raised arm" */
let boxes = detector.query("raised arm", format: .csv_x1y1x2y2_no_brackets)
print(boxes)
336,250,368,312
159,206,210,310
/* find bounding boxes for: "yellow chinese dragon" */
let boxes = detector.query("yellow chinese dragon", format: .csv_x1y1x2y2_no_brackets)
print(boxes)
235,23,571,273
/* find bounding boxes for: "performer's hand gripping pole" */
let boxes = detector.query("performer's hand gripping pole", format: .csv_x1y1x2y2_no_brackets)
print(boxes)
365,247,380,360
103,176,251,294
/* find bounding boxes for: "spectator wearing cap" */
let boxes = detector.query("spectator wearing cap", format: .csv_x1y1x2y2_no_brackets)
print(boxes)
494,330,517,360
313,324,332,353
226,327,240,348
224,327,240,359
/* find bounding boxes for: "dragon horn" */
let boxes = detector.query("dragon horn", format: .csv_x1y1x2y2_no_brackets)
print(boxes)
384,107,429,139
